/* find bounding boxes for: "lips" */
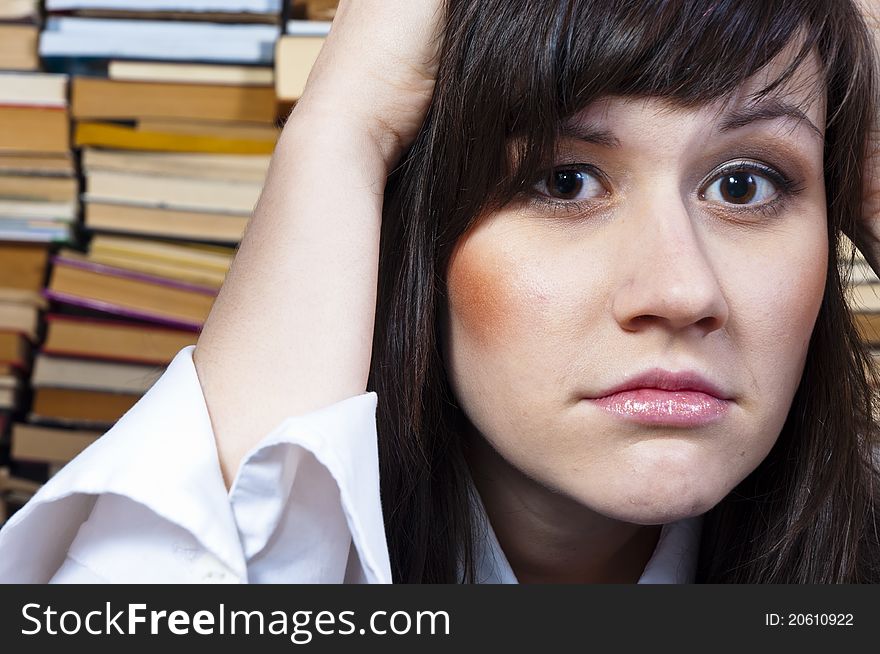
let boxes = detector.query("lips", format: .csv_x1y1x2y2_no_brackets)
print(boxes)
584,368,733,427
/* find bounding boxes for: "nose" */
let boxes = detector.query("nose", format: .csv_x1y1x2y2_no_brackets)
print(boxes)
611,194,729,336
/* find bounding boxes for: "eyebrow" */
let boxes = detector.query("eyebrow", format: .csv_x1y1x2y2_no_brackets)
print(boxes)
558,121,621,148
718,98,823,138
559,98,822,148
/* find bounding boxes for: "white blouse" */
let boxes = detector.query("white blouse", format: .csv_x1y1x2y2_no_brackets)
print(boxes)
0,345,702,583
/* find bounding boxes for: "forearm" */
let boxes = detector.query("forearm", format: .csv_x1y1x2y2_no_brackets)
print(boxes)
193,108,387,488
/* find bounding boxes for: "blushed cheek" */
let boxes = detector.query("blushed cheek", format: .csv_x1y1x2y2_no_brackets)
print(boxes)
445,234,551,350
446,239,511,348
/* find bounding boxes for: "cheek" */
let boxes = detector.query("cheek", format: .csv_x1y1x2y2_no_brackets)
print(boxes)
767,229,827,342
778,260,826,351
733,215,828,411
445,231,555,350
445,241,507,348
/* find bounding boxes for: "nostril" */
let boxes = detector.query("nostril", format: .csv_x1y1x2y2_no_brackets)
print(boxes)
696,315,723,331
627,315,661,330
682,314,725,334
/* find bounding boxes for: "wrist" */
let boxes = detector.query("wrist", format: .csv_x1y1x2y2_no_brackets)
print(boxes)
283,98,403,177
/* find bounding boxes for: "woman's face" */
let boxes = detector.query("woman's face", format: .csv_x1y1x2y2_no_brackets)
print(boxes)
443,58,828,525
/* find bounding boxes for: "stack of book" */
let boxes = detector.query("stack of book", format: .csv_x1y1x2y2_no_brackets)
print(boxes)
0,72,76,244
6,234,235,503
0,1,281,519
844,248,880,373
0,0,41,72
41,0,281,242
0,243,46,421
0,240,52,521
1,1,340,524
32,0,271,433
0,6,79,516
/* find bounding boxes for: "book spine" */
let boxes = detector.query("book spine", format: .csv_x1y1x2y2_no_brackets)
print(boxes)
51,254,219,294
43,290,206,330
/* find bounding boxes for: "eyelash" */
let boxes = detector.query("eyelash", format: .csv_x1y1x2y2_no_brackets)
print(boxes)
526,160,805,218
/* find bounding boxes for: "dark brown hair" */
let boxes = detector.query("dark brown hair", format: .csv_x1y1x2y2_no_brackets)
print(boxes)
370,0,880,582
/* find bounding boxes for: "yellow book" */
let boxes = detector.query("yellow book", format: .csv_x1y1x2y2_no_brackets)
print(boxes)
137,118,280,142
84,252,227,289
90,234,233,269
87,234,233,288
75,122,276,155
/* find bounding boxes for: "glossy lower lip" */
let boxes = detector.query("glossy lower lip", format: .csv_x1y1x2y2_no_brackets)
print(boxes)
586,389,731,426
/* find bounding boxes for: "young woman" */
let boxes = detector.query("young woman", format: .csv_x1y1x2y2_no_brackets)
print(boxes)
1,0,879,583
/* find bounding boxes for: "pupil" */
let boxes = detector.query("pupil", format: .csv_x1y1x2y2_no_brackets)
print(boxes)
552,170,582,198
722,172,756,203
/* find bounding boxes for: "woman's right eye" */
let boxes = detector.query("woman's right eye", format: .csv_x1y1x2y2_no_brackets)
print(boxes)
532,166,607,202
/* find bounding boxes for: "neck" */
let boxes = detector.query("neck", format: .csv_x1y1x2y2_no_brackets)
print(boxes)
468,434,661,584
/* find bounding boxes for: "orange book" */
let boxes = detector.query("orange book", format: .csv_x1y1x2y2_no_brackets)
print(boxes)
43,314,196,365
0,331,31,369
0,106,70,154
72,77,278,123
0,242,49,292
30,387,138,426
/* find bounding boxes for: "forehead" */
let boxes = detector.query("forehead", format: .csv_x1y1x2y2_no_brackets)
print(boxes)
568,43,827,137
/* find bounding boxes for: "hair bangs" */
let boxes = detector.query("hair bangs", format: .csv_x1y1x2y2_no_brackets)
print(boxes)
444,0,853,212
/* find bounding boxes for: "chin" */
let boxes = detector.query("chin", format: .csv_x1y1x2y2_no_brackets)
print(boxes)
563,450,739,525
597,490,719,526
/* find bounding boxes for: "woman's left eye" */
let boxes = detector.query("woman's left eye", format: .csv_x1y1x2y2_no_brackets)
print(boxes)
701,168,779,206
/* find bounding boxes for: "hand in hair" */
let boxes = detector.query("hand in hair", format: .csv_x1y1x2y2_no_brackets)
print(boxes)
193,0,445,487
294,0,446,168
